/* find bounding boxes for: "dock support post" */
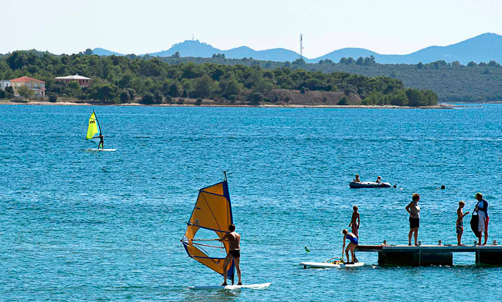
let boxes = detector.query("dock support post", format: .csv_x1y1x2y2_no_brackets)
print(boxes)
476,251,502,265
378,251,452,266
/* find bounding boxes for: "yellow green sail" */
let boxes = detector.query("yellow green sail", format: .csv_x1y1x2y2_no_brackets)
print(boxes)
86,112,100,140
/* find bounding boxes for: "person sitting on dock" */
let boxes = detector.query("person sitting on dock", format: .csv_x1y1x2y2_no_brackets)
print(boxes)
406,193,420,246
456,201,469,246
353,174,361,183
342,229,359,264
375,176,382,183
348,205,360,239
475,192,489,245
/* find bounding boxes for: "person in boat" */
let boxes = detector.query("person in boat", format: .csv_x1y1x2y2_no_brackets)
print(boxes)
375,176,382,183
98,133,104,150
218,224,242,285
348,205,360,239
353,174,361,183
342,229,358,264
456,201,469,246
474,192,489,245
405,193,420,246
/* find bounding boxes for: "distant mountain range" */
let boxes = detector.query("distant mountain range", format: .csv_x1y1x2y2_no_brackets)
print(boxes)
93,33,502,64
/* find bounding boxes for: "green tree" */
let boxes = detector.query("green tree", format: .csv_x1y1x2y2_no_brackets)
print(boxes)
221,76,242,98
337,95,348,105
48,93,58,102
4,86,14,98
248,92,264,105
140,92,155,104
191,75,214,98
119,90,130,103
167,82,182,97
17,85,34,100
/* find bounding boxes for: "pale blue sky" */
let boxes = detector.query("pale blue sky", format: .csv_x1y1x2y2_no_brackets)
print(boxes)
1,0,499,58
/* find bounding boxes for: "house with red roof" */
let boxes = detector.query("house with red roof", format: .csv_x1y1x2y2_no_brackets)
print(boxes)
10,76,46,97
55,74,92,87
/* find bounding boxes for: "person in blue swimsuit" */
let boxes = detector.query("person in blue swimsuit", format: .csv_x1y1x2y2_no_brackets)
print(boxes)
342,229,359,264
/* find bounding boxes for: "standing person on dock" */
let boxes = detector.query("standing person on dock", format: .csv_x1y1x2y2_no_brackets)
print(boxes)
341,229,358,264
406,193,421,246
348,206,360,239
474,192,489,245
456,201,469,245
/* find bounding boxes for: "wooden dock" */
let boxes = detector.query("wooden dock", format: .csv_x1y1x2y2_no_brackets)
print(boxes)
356,245,502,266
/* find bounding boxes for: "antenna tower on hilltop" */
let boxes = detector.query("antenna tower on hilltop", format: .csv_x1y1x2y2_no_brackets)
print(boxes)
300,34,304,58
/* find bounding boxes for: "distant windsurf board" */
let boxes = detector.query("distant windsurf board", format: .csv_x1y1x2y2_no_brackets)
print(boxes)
85,148,117,152
188,283,271,290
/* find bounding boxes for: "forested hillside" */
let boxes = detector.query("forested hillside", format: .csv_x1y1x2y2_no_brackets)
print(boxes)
0,51,437,106
156,55,502,102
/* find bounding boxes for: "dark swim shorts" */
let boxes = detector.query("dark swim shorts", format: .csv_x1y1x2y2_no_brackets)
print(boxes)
230,250,240,258
409,217,420,229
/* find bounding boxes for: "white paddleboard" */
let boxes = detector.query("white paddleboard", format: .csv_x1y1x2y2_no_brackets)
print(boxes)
188,282,271,290
300,261,364,269
85,148,117,152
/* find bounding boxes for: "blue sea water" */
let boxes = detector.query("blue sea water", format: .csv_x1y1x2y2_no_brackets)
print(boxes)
1,104,501,301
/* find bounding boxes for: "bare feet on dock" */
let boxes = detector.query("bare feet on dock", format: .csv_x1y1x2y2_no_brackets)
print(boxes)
458,243,465,246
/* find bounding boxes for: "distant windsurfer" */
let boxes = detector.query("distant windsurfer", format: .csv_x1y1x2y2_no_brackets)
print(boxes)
218,224,242,286
98,133,104,150
342,229,358,264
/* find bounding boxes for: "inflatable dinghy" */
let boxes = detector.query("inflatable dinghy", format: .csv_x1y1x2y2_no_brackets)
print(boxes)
349,181,391,188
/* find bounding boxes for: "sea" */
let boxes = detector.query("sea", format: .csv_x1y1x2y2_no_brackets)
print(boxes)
1,104,501,301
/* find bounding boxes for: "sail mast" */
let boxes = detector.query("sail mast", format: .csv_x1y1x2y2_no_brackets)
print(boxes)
93,110,103,135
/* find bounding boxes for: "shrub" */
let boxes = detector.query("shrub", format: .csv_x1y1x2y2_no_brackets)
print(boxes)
48,93,58,102
248,92,264,105
140,92,155,104
337,96,348,105
194,98,203,106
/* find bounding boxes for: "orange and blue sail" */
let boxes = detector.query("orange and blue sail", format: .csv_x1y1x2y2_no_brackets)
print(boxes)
182,179,235,283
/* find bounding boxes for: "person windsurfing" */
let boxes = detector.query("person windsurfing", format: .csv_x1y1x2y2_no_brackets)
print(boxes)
217,224,242,286
98,133,104,150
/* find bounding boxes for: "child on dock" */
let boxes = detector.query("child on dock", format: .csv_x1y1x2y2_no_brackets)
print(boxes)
348,206,360,239
456,201,469,245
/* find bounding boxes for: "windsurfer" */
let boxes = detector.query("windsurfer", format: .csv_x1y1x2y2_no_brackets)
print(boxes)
218,224,242,286
98,134,104,150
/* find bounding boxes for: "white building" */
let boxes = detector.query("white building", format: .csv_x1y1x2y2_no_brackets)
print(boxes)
0,80,10,90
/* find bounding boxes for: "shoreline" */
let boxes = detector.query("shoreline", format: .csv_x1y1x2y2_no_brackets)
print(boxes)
0,99,452,109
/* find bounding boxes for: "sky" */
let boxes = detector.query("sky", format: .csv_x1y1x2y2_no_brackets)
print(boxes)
1,0,500,58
